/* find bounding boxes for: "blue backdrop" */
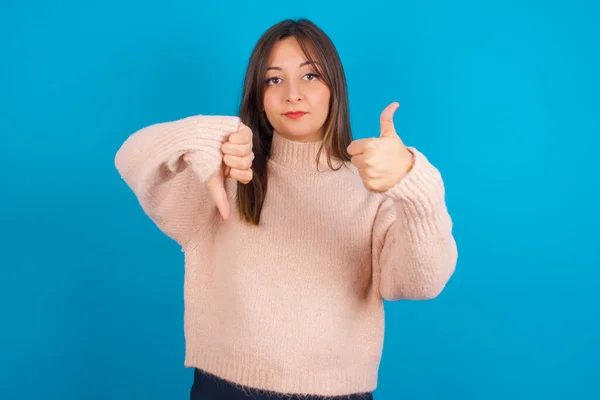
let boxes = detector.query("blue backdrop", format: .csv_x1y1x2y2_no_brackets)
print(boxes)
1,1,598,399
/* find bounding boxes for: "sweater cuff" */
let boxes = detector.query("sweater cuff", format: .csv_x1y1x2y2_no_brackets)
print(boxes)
381,147,447,217
161,115,240,181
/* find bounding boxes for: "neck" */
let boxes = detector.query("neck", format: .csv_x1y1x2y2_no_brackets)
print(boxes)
269,130,338,171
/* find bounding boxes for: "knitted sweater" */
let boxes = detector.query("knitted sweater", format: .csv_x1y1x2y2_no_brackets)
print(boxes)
114,114,458,397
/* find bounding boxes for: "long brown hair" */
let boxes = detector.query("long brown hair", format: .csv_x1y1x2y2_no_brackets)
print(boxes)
236,19,353,225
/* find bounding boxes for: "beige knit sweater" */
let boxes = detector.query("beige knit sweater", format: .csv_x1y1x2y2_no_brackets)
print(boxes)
114,114,457,397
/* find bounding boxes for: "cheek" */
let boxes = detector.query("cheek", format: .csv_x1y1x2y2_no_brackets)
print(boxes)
313,87,331,115
263,91,277,115
323,90,332,107
314,84,330,103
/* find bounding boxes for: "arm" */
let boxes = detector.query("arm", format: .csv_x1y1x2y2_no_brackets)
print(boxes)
114,114,240,248
373,147,458,301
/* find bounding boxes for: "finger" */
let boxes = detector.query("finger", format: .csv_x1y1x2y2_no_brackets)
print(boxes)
347,139,370,156
206,170,230,221
228,126,253,145
229,168,253,184
380,102,400,138
223,154,254,170
358,166,377,180
222,141,253,157
358,167,370,183
350,154,369,169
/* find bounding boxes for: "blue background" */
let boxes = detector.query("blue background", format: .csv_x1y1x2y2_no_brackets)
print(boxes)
1,1,598,399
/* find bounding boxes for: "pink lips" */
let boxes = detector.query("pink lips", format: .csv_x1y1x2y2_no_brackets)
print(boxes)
284,112,307,119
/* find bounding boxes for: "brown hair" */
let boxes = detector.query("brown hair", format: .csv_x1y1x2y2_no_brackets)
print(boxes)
236,19,353,225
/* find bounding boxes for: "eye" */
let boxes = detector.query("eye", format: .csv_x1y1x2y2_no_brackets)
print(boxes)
303,73,320,81
265,76,282,85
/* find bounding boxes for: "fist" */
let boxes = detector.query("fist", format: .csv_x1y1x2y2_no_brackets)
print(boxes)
221,123,254,184
206,122,254,221
347,102,414,193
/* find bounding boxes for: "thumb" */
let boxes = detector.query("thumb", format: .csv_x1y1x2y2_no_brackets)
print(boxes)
207,165,230,221
380,102,400,138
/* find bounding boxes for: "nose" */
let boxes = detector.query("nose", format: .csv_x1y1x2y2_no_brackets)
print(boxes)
285,80,303,103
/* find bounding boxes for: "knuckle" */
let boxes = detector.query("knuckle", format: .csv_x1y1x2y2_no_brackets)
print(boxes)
244,170,253,183
232,168,253,184
228,133,239,144
233,148,242,157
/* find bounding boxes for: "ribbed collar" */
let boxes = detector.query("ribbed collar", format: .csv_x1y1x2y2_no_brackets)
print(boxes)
269,130,336,171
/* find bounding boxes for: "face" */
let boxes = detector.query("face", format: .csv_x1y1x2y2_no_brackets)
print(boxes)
263,37,331,142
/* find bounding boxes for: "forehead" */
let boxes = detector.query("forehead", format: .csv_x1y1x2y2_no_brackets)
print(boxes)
268,37,315,67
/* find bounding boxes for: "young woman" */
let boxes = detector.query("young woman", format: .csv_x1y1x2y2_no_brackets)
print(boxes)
115,18,457,400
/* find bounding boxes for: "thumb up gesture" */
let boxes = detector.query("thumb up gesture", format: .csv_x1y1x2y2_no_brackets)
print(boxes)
347,102,414,193
207,122,254,220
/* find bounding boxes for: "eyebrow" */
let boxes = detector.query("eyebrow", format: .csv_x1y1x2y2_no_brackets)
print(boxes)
266,61,319,71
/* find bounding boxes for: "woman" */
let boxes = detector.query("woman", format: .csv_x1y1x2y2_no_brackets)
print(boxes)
115,18,457,400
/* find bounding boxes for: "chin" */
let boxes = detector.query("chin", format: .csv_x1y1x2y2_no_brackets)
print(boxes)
281,129,320,142
277,123,322,141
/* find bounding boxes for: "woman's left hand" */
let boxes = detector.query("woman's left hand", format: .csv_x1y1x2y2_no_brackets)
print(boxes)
347,102,414,193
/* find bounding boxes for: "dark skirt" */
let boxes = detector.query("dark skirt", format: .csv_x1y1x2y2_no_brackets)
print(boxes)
190,368,374,400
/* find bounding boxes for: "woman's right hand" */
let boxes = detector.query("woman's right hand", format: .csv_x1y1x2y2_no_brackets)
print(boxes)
221,122,255,184
206,122,254,221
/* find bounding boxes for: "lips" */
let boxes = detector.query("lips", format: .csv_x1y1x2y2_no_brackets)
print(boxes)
284,111,307,119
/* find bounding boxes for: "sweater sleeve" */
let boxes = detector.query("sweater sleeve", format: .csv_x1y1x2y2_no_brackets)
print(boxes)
372,147,458,301
114,114,240,248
